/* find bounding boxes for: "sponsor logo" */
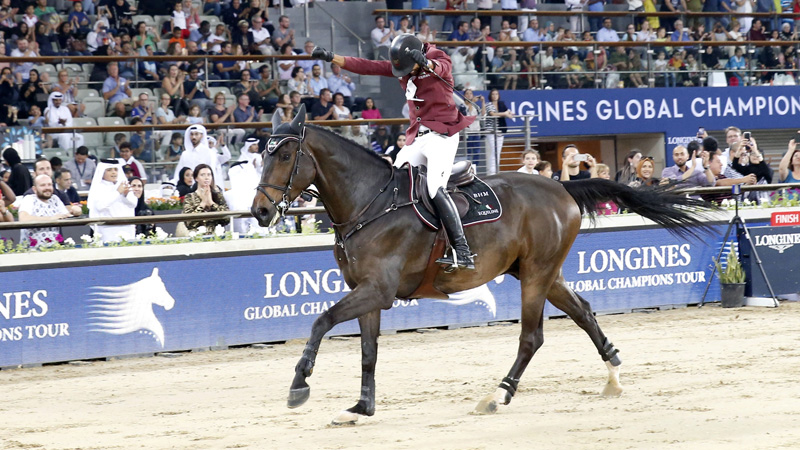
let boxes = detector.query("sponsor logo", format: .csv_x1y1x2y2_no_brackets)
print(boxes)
434,275,504,317
87,268,175,347
754,232,800,254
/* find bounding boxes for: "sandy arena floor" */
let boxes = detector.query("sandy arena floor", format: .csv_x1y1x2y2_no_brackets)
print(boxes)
2,301,800,450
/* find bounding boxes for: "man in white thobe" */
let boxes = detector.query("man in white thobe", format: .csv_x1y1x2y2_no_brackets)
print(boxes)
45,92,85,151
207,134,232,183
88,159,137,243
173,124,222,184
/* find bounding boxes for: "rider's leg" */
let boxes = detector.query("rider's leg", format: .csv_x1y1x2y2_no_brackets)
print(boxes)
421,132,475,270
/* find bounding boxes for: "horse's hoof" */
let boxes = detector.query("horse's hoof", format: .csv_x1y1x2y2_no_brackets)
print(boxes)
287,387,311,408
331,410,362,426
473,388,508,415
601,381,623,398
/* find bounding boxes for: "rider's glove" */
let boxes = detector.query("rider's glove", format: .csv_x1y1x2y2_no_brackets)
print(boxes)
408,49,428,69
311,46,334,63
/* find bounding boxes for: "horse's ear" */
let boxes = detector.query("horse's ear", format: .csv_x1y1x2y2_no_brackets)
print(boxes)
291,103,306,130
271,110,281,131
152,267,159,277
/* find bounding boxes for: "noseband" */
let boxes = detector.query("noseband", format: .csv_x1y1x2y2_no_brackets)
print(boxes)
256,133,308,218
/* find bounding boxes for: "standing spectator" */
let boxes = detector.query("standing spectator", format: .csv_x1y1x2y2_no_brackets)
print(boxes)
615,149,642,183
778,137,800,183
63,146,96,190
462,89,483,167
661,145,714,186
88,159,137,243
630,157,664,187
18,174,71,247
271,15,295,51
735,0,754,34
500,0,519,30
204,0,222,16
45,92,85,150
587,0,605,32
102,62,133,118
371,16,395,60
442,0,465,33
552,144,596,181
3,147,32,195
182,163,229,232
484,89,512,175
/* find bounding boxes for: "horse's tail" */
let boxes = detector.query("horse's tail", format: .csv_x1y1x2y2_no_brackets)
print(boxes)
561,179,717,238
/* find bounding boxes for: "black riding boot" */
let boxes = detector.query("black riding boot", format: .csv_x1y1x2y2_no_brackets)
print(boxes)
433,187,475,270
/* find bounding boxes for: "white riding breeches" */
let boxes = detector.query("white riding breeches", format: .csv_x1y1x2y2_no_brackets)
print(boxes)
394,129,459,199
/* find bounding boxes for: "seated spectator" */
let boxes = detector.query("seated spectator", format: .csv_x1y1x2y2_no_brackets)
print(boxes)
28,104,44,127
156,92,187,127
208,93,245,145
206,24,229,53
307,64,328,97
596,18,620,42
129,118,156,163
311,88,335,121
129,176,155,236
110,133,126,158
327,63,356,108
297,40,324,76
162,64,190,117
63,146,96,190
214,42,240,80
34,22,61,57
534,161,553,178
522,18,546,43
670,19,691,42
248,16,272,55
18,174,71,247
51,70,85,118
54,168,81,207
2,148,31,195
370,125,391,153
183,163,229,232
287,67,310,96
232,19,253,53
117,141,147,180
371,16,394,59
778,137,800,183
629,157,663,187
725,47,747,86
416,20,436,42
360,97,381,120
383,133,406,162
271,15,295,52
102,62,134,118
255,65,282,113
21,158,53,194
232,93,262,124
175,166,194,196
87,159,137,243
517,149,540,174
274,93,294,123
45,92,85,150
452,46,482,90
449,20,469,42
182,0,202,32
342,122,370,147
553,144,595,181
21,68,48,114
133,21,160,51
331,93,352,120
138,45,161,82
68,2,91,35
277,43,296,80
661,145,714,186
164,133,185,163
233,70,261,107
186,104,204,124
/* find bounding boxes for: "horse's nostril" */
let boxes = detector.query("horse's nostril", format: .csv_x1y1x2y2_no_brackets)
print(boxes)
257,207,269,218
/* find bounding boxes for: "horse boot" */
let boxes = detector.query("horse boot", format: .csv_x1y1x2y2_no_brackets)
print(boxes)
433,187,475,271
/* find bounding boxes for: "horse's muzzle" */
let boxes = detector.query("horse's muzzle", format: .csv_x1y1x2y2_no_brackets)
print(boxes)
251,204,275,227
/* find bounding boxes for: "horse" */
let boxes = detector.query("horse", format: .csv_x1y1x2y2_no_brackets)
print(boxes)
251,105,711,424
87,268,176,348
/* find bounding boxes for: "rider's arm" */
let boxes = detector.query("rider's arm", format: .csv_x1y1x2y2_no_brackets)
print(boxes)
340,56,394,77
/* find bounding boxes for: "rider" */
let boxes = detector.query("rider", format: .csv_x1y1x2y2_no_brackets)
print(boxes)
312,35,476,270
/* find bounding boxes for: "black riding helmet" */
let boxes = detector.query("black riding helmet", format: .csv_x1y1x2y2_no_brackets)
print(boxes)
389,34,424,77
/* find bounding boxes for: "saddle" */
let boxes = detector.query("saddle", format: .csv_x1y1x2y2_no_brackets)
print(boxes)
414,160,476,219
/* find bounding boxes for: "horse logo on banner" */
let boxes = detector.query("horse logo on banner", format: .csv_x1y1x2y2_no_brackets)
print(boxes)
87,268,176,347
434,275,505,317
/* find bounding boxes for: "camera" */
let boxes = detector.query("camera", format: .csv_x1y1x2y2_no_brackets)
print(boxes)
574,154,588,162
697,126,705,138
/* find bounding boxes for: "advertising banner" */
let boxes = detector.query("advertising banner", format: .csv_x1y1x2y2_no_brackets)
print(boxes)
744,225,800,297
0,226,725,367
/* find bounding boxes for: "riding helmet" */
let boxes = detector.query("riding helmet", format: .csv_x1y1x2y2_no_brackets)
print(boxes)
389,34,424,77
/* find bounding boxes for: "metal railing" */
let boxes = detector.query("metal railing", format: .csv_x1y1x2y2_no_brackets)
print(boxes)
316,3,366,59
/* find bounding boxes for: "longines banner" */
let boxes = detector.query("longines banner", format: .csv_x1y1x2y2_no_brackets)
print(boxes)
0,226,726,367
745,225,800,298
481,86,800,139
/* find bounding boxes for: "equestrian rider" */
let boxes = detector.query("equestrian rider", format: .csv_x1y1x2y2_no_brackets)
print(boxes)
312,35,476,270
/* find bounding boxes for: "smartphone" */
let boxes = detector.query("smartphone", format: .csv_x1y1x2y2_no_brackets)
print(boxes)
574,154,588,162
743,131,751,140
697,127,705,138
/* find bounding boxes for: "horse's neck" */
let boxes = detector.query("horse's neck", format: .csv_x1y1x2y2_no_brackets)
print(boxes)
307,131,392,225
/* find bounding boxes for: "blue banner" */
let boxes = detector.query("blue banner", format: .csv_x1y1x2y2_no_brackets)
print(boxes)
0,226,730,367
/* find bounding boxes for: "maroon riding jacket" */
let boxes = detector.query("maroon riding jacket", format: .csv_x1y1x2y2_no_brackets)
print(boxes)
342,44,474,146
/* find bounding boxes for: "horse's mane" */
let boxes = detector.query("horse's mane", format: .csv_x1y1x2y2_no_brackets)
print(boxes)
305,123,393,168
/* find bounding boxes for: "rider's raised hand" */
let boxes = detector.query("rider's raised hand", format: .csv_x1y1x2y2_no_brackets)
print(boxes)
409,48,428,68
312,47,334,63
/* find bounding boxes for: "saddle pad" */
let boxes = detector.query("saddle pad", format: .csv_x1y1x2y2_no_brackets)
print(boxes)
409,167,502,230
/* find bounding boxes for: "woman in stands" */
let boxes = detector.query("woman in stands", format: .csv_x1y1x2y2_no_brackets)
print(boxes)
630,157,664,188
129,176,156,236
34,22,60,56
162,64,190,117
275,93,294,123
287,66,309,96
484,88,512,176
175,166,194,196
208,92,245,144
615,150,642,184
779,137,800,183
20,69,48,115
182,163,229,232
360,97,382,120
133,21,160,51
156,92,186,127
331,93,352,120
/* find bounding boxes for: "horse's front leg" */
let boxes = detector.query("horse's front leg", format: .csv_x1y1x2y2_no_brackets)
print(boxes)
287,283,394,409
331,309,381,425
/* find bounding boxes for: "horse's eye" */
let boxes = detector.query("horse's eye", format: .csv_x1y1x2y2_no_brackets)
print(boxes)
281,152,291,162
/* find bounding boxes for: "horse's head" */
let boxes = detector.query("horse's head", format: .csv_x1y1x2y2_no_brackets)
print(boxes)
252,104,317,227
145,268,175,311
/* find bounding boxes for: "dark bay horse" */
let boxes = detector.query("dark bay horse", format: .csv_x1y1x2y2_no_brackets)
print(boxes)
252,106,711,424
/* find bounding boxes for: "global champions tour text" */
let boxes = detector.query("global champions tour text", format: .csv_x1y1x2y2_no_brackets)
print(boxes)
568,244,706,294
244,269,418,320
1,290,71,342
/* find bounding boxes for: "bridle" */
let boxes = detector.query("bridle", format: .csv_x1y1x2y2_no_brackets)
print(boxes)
256,129,313,220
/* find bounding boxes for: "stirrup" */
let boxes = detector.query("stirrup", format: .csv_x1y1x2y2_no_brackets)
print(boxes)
436,248,476,272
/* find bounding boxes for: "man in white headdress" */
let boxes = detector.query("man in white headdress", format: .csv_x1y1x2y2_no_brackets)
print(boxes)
88,159,137,243
207,133,232,183
173,124,221,183
224,157,264,234
45,92,85,150
238,137,263,175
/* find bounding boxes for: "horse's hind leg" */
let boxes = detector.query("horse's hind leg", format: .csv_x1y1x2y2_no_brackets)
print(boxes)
547,275,623,397
475,273,549,415
331,309,380,425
